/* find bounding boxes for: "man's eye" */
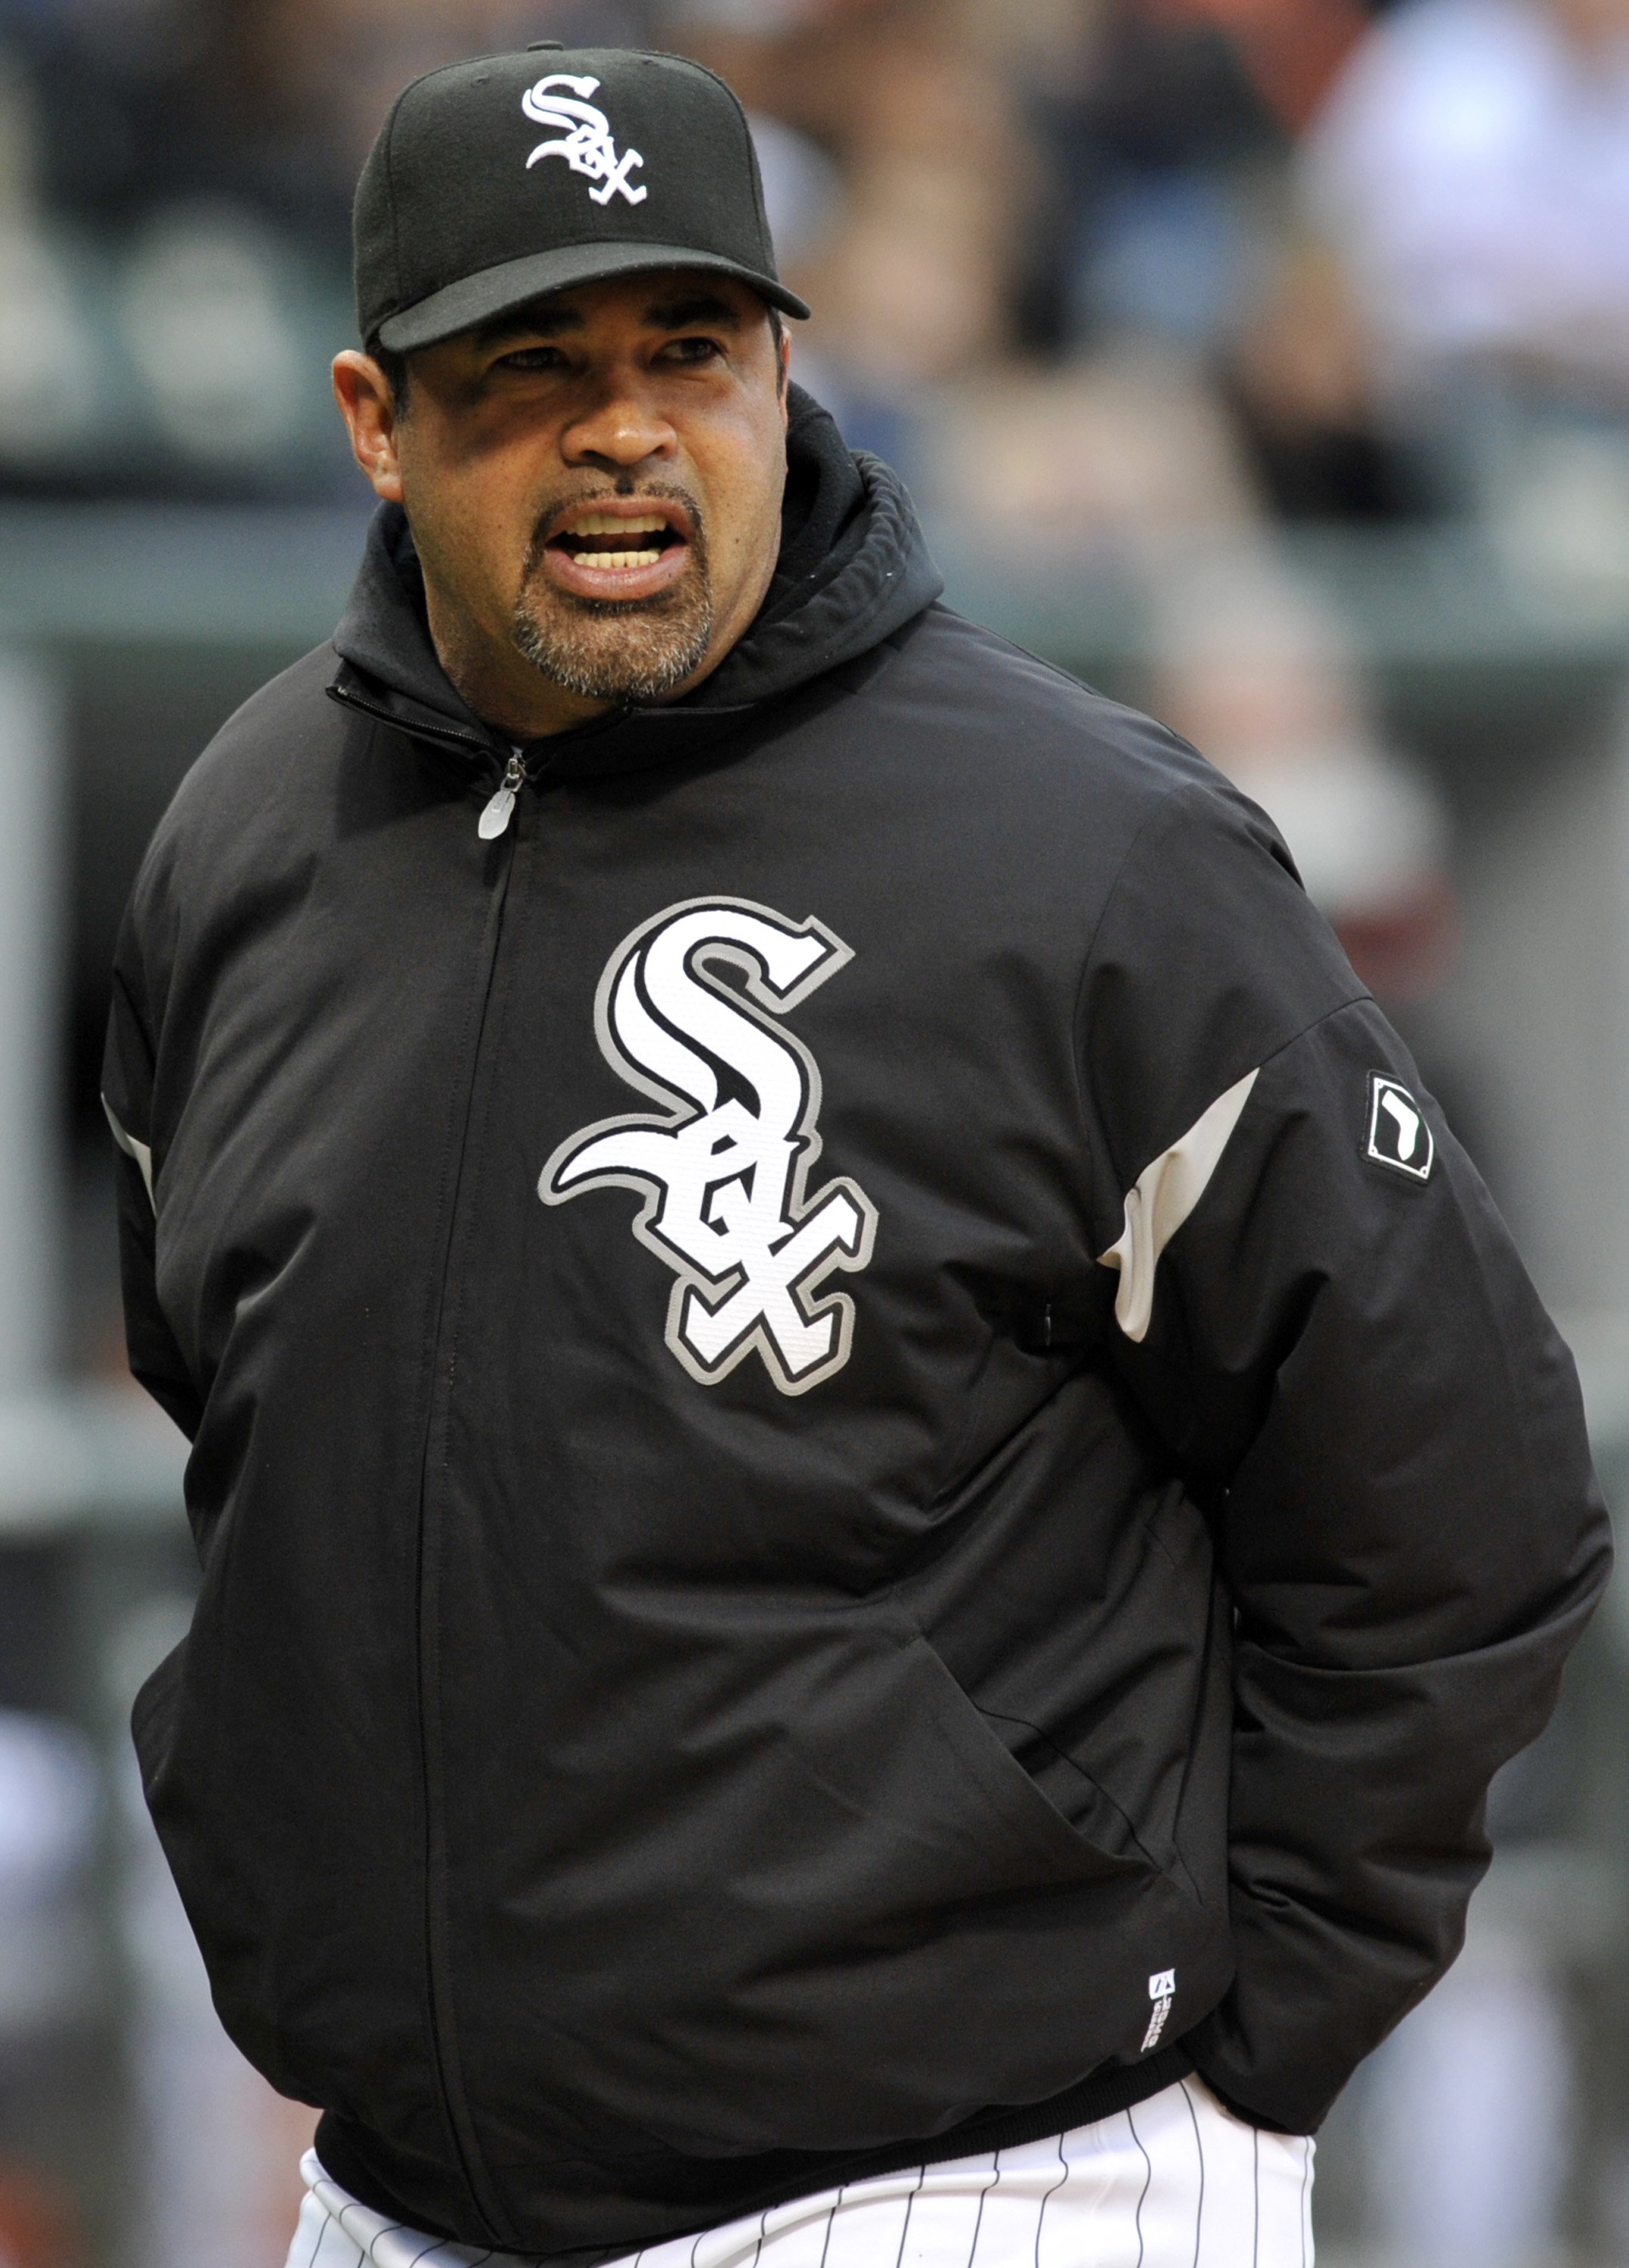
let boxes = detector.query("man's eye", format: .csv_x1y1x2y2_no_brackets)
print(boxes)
497,347,567,372
662,336,722,364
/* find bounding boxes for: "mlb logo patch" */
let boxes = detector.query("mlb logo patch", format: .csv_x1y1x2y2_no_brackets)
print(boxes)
1366,1074,1434,1182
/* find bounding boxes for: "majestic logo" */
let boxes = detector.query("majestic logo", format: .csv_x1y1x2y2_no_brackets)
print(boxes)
522,75,647,206
1141,1969,1176,2054
540,900,878,1396
1366,1074,1435,1182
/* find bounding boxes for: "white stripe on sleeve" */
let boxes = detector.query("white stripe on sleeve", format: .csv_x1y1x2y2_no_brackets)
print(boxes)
102,1093,156,1213
1097,1070,1259,1343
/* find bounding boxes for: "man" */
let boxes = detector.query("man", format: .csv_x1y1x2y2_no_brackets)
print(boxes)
102,44,1608,2268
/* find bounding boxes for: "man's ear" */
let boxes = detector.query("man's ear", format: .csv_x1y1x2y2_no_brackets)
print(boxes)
777,324,791,425
333,352,405,503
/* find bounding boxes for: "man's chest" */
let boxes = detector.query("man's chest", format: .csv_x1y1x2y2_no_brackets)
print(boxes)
152,781,1120,1564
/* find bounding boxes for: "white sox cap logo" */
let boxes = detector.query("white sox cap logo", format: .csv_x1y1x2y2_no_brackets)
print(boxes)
541,900,879,1395
522,74,648,206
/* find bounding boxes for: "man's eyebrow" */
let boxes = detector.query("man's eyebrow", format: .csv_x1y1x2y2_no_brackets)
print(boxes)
478,302,585,346
475,289,745,351
643,292,745,330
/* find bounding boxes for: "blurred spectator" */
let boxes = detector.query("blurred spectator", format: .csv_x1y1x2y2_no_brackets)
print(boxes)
0,0,215,235
7,0,636,253
1303,0,1629,594
122,207,305,466
1174,0,1373,136
0,1707,98,2039
680,0,1038,463
1014,0,1283,352
0,48,98,469
677,0,1303,541
1358,1799,1618,2268
0,1709,96,2268
919,339,1260,552
1304,0,1629,394
228,0,661,244
0,0,388,493
689,0,1423,537
1150,552,1457,997
957,0,1432,522
1368,1950,1573,2268
0,0,691,497
1216,228,1441,518
746,108,842,271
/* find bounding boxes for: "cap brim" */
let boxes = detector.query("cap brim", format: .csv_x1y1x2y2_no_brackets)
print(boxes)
375,239,810,352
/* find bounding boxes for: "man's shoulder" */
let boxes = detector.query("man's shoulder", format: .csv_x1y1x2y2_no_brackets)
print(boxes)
145,643,351,857
866,601,1232,826
169,640,343,801
122,643,358,950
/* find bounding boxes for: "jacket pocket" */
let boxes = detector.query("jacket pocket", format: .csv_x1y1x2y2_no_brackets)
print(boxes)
888,1620,1150,1883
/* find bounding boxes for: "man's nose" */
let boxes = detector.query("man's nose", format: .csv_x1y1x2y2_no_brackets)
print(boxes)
560,376,677,472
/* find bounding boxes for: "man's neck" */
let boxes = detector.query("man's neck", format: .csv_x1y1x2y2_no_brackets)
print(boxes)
424,587,616,742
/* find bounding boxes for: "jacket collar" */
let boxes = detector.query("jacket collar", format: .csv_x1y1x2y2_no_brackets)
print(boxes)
328,384,943,782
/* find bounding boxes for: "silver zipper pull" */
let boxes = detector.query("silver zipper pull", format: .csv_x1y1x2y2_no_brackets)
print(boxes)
478,753,528,840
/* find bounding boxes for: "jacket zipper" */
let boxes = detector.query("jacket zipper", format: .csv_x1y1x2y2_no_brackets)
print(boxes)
327,676,494,758
478,752,529,840
411,801,526,2246
330,679,532,834
331,666,534,2233
332,680,532,841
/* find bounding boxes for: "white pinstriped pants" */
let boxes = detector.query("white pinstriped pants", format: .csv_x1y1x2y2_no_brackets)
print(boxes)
282,2077,1314,2268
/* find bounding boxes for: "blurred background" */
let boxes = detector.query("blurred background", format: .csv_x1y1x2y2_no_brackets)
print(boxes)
0,0,1624,2260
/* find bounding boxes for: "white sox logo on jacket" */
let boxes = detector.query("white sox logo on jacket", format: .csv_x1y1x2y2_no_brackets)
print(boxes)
541,900,879,1395
522,75,648,206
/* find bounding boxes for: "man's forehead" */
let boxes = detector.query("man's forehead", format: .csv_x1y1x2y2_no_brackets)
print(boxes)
470,273,764,349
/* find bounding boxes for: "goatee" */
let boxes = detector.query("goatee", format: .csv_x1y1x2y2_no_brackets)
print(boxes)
511,485,714,705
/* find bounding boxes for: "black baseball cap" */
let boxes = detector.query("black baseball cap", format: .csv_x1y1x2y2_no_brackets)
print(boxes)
355,45,811,355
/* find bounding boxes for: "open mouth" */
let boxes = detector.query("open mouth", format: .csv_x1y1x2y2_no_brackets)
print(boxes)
538,500,695,598
552,509,683,571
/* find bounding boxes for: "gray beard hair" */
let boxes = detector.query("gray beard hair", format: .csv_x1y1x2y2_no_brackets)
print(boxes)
510,500,714,705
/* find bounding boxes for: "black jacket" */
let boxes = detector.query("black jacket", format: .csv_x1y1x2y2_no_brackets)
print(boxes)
105,388,1609,2262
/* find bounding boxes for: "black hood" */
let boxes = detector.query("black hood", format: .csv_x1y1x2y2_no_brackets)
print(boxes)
328,384,942,781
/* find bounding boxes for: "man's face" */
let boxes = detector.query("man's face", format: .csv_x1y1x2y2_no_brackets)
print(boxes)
334,270,791,735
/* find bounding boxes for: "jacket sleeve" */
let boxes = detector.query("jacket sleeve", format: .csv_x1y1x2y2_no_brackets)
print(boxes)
1076,774,1612,2136
102,926,204,1443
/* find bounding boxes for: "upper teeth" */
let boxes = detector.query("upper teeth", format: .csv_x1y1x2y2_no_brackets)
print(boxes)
568,512,667,536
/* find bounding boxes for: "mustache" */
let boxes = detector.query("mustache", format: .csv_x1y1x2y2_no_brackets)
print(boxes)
522,479,706,581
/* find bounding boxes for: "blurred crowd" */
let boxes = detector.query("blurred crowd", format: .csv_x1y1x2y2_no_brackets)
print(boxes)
7,0,1629,990
2,0,1627,515
3,0,1629,2260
